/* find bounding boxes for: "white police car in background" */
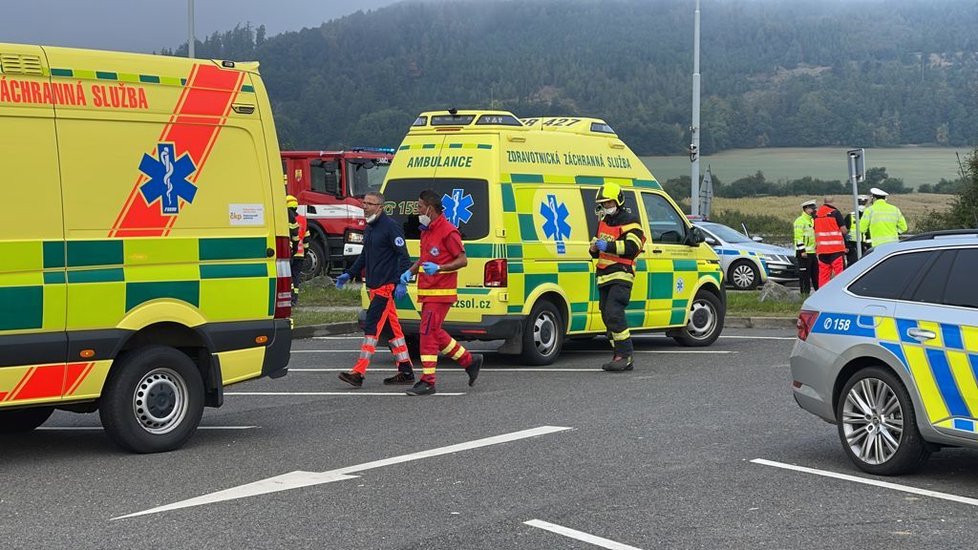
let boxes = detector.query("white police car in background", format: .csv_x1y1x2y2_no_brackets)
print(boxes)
693,221,798,290
790,230,978,474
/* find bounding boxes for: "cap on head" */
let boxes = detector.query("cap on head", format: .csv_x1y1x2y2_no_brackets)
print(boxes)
870,187,889,198
286,195,298,208
801,200,816,209
858,195,869,205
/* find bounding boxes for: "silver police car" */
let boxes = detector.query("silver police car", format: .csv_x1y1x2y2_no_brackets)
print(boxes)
694,221,798,290
791,230,978,474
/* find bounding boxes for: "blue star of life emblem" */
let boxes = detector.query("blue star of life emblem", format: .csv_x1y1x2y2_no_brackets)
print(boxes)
676,278,685,293
442,188,474,226
139,143,198,215
540,194,572,254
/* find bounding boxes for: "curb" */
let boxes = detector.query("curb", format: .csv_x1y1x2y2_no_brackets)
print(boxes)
291,317,797,339
725,316,797,329
293,322,359,339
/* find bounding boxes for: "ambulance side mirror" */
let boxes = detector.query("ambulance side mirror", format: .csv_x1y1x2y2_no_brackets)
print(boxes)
688,226,707,246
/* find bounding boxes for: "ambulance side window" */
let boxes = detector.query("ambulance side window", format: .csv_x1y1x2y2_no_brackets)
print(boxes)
640,192,687,244
581,189,639,238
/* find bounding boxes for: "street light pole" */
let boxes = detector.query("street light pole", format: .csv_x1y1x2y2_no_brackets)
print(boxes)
690,0,701,216
188,0,195,58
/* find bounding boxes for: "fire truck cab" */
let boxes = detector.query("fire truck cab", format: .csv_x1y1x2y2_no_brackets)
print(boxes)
281,148,393,278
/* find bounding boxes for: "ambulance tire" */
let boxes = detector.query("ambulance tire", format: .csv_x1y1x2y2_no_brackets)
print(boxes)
0,406,54,433
99,346,205,454
671,290,724,347
520,300,564,366
728,260,759,290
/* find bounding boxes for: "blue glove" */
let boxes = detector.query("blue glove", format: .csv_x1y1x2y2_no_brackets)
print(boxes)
595,239,609,252
399,270,413,285
421,261,441,276
394,283,407,300
335,273,350,289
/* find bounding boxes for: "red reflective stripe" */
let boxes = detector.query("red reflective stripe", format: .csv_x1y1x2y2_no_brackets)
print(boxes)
110,65,245,237
12,365,64,400
64,362,95,396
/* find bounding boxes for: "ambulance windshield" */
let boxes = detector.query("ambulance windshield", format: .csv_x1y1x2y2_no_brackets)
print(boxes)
382,178,489,241
347,158,390,198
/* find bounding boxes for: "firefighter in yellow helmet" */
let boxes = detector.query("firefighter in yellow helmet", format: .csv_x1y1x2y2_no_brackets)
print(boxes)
589,182,645,372
286,194,309,305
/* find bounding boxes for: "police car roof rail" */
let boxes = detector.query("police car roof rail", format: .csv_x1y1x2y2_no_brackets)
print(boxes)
903,229,978,242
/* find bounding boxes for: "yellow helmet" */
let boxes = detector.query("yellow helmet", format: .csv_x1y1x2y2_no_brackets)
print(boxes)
595,182,623,206
285,195,298,208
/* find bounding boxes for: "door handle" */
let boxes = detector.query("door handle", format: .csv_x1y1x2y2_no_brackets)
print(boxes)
907,328,937,342
652,249,663,254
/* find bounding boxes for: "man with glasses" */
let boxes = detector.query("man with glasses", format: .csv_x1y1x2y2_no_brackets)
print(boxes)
336,191,416,387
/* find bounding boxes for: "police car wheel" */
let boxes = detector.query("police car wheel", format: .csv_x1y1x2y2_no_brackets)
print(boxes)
672,291,724,347
836,366,930,475
520,300,564,366
0,406,55,433
729,260,759,290
99,346,205,454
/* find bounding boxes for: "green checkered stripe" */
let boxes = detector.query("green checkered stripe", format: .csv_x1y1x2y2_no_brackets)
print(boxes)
49,67,254,93
0,237,274,332
398,143,493,151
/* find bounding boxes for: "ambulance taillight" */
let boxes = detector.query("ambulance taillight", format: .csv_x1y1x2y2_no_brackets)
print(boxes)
484,259,508,288
274,236,293,319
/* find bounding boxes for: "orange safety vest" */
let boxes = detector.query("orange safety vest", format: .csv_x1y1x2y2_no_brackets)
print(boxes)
296,214,308,255
814,205,845,255
595,219,645,269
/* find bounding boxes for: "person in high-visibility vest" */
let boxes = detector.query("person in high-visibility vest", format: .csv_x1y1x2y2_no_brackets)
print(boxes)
589,182,645,372
860,187,907,246
286,194,310,305
793,200,819,295
398,189,483,396
336,191,416,388
843,195,869,267
813,196,848,287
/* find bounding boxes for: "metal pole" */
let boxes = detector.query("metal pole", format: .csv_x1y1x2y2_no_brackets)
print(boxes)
848,152,862,260
188,0,195,58
690,0,701,216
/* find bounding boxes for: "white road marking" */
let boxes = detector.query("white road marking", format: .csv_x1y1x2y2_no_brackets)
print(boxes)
114,425,572,520
290,349,735,355
525,519,645,550
752,459,978,507
37,426,258,431
288,368,606,373
225,391,465,396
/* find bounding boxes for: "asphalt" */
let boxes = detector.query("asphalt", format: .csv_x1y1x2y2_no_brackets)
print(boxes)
4,328,978,549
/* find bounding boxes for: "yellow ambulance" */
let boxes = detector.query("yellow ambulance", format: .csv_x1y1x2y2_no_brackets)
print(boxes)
375,110,725,365
0,43,292,452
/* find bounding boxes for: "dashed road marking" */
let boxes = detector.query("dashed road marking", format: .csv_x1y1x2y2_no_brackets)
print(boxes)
525,519,645,549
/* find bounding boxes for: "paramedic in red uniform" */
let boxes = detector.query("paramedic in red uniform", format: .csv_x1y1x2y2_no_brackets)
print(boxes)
813,196,848,288
399,189,483,396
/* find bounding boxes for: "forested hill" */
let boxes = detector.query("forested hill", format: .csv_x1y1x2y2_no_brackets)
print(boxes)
166,0,978,155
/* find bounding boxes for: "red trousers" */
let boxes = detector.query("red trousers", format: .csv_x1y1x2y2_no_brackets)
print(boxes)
419,301,472,384
817,253,845,288
352,284,412,375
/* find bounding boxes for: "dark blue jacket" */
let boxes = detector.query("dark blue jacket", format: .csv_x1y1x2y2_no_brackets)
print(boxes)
345,212,412,289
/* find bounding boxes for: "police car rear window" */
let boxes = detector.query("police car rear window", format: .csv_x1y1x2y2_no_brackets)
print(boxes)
382,178,489,241
848,250,935,300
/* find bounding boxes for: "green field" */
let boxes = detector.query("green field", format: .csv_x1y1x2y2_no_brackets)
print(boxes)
642,147,969,188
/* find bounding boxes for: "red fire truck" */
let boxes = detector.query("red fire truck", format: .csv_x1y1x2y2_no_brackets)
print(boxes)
281,148,394,278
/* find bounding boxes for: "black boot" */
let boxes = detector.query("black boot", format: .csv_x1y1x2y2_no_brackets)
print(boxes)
466,354,483,387
602,356,633,372
338,371,364,387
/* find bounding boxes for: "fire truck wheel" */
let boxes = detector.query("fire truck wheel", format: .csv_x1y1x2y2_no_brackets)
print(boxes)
99,346,204,453
302,240,327,280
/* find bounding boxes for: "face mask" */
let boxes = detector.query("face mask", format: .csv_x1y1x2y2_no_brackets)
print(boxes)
418,211,431,228
602,206,618,216
366,212,378,224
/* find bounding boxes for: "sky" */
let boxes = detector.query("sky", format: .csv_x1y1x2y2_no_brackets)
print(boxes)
0,0,401,53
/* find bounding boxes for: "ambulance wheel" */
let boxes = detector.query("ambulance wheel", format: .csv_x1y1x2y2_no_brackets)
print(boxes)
302,240,327,281
0,406,55,433
99,346,205,453
729,260,759,290
520,300,564,366
836,366,930,475
672,291,724,347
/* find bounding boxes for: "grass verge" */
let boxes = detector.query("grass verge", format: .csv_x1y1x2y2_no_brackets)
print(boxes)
292,309,359,327
725,290,801,317
297,277,362,307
